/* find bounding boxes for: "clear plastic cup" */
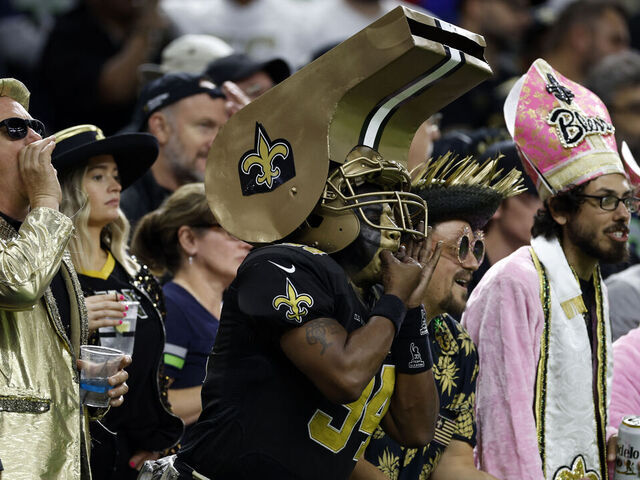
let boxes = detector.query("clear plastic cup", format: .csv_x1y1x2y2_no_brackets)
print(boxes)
79,345,124,407
98,301,139,357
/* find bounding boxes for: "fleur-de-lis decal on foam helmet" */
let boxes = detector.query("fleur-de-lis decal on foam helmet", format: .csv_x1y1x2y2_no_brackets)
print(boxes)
240,123,290,189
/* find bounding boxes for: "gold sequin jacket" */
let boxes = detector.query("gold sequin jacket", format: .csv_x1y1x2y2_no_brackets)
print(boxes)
0,207,92,479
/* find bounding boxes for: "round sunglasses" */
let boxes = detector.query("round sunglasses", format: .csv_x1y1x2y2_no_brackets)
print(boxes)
0,117,46,139
440,226,485,265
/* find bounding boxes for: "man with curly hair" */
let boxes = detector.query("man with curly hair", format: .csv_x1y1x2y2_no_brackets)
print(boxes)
363,153,524,479
462,58,640,479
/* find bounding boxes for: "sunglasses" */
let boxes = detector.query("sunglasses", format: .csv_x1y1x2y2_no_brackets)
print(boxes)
0,117,46,139
441,226,485,265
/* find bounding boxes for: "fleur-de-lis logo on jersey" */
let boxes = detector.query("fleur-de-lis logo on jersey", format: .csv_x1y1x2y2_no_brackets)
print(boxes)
272,278,314,323
238,123,295,196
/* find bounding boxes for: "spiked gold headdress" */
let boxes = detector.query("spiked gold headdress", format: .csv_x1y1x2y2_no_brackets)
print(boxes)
411,153,526,229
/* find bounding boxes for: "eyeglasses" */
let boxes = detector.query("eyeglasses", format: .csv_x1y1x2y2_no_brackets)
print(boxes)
440,226,485,265
576,194,640,213
0,117,46,139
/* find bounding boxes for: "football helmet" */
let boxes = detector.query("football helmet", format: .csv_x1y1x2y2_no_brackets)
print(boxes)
291,146,426,252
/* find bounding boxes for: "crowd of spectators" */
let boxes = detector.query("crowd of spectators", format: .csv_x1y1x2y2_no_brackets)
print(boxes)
1,0,640,478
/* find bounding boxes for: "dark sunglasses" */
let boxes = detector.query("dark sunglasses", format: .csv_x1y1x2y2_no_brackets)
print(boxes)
441,226,485,265
0,117,46,139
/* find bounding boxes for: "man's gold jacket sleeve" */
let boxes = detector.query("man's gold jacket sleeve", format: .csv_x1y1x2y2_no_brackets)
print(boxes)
0,206,73,310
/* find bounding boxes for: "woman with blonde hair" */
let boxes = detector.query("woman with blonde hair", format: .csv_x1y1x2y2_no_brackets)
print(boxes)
52,124,183,479
132,183,252,432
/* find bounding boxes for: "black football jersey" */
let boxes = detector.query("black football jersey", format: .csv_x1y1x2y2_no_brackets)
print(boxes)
177,243,395,480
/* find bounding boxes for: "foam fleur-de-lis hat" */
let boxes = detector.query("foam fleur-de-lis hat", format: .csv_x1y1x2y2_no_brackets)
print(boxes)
504,58,640,201
206,6,493,245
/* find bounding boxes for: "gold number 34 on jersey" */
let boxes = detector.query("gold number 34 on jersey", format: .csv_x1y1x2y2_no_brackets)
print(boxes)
307,364,395,460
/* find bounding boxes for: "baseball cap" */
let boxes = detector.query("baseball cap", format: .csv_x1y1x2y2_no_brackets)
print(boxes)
204,53,290,86
133,72,225,131
138,34,234,85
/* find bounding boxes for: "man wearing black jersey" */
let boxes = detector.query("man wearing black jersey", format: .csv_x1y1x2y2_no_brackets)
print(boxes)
169,147,441,480
139,7,494,480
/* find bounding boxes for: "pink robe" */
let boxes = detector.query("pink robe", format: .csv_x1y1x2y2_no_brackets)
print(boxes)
462,246,614,479
610,327,640,430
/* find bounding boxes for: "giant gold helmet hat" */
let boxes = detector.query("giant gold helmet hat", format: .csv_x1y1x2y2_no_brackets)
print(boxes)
206,6,493,252
504,58,640,201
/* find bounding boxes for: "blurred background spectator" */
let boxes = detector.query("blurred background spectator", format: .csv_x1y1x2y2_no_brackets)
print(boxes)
120,73,227,227
469,140,542,293
38,0,177,135
587,50,640,164
161,0,308,69
3,0,636,139
586,49,640,278
132,183,252,435
0,0,72,78
407,114,442,173
607,264,640,342
438,0,533,130
542,0,629,85
303,0,432,62
139,33,234,86
204,53,289,100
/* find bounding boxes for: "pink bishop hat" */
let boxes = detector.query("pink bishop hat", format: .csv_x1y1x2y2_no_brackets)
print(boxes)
504,58,640,200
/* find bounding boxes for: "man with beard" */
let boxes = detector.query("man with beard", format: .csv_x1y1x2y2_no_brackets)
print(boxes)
461,58,640,480
121,72,242,227
363,154,524,480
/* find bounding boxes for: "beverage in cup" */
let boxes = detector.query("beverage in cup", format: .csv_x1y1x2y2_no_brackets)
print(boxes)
79,345,124,408
98,300,139,356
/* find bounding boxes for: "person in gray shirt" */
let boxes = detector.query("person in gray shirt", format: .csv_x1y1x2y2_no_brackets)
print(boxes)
605,264,640,341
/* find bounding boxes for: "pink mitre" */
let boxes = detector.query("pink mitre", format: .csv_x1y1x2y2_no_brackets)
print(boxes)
504,58,640,200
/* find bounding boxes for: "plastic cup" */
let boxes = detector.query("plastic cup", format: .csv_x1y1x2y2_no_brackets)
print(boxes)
98,301,139,357
79,345,124,408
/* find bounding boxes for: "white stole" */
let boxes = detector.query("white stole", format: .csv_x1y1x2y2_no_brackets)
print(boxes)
530,236,612,480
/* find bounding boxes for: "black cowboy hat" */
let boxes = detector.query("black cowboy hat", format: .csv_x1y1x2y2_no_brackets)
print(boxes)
52,124,158,190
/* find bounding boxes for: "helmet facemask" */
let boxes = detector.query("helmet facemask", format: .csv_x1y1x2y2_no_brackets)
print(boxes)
290,146,427,253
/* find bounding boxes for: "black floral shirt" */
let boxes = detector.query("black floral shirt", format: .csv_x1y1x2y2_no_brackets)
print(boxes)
365,314,479,479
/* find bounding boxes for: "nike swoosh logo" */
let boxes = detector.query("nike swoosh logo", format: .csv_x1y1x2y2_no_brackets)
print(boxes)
268,261,296,274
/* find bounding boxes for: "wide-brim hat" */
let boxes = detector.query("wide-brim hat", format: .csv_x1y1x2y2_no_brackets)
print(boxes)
412,153,526,230
52,125,158,190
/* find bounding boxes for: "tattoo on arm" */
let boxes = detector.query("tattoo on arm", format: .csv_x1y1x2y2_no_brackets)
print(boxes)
305,319,340,355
